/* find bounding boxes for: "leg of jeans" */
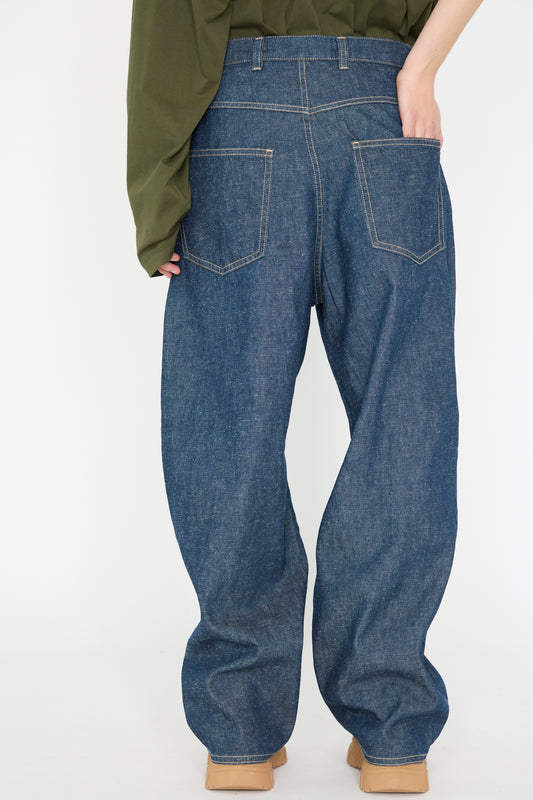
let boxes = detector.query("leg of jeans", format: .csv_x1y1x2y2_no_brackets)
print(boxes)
161,268,311,764
309,73,459,766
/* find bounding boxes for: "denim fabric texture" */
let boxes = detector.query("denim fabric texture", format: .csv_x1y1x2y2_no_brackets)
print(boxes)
161,34,459,767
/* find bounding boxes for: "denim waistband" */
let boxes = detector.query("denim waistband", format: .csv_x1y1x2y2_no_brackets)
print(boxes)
223,34,412,70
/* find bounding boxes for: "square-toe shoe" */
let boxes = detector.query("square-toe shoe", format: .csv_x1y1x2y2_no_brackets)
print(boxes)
205,746,287,790
347,736,429,793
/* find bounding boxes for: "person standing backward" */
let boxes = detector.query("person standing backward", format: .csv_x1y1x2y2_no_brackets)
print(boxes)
126,0,484,793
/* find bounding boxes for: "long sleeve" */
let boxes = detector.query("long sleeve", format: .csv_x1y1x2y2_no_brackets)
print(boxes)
126,0,233,278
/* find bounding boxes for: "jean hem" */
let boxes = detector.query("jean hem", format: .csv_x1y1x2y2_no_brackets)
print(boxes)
359,743,428,767
208,752,277,765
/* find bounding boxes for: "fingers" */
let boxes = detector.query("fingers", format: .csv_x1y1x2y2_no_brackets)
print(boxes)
158,252,181,278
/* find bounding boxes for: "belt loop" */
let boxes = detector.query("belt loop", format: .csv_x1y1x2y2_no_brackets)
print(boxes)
336,36,348,70
252,36,264,70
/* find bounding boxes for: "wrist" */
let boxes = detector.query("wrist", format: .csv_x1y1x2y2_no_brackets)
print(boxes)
398,54,440,83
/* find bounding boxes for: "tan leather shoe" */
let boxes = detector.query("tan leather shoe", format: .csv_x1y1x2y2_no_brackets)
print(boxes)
347,736,429,793
205,745,287,790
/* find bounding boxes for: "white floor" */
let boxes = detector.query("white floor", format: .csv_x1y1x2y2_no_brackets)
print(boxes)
2,626,529,799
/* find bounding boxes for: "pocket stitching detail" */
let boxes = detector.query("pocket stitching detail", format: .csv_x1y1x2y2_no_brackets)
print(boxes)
180,148,274,275
351,138,445,264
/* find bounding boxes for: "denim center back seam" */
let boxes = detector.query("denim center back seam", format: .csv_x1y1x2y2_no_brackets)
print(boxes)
215,35,413,304
298,58,324,305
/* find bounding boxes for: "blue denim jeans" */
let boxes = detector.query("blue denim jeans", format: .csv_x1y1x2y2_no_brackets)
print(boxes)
161,34,458,767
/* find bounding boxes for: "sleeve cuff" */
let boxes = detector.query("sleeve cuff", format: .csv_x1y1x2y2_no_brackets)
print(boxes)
139,230,181,278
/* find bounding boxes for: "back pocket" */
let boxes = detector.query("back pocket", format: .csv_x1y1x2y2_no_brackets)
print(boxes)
351,137,445,264
179,147,274,275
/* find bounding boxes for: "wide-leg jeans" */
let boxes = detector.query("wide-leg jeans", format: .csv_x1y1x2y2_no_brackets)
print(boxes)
161,33,459,767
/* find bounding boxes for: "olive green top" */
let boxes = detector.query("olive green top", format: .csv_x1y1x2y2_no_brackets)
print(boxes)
126,1,438,278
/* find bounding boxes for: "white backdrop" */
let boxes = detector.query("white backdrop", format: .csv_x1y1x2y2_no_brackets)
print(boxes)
1,2,531,797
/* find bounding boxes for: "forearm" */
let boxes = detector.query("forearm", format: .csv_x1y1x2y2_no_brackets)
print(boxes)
402,0,485,78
